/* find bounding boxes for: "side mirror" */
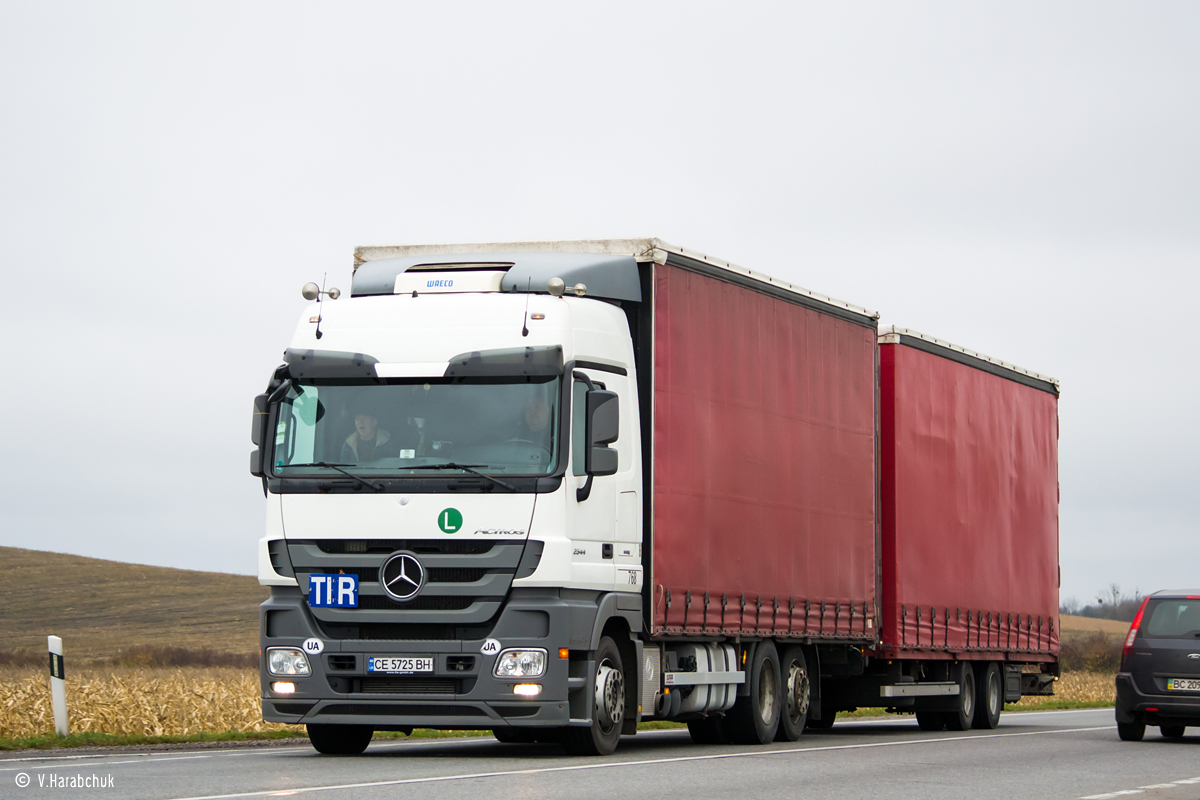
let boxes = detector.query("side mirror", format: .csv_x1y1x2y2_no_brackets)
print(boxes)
250,394,269,478
251,394,269,446
584,390,619,477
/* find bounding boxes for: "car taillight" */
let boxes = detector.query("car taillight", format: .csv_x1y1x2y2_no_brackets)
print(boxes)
1123,597,1151,655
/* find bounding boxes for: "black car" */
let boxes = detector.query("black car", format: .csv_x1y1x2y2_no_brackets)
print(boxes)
1115,590,1200,741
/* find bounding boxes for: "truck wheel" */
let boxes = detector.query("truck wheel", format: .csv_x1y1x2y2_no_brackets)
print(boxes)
972,662,1003,730
942,663,976,732
1117,721,1145,741
1160,724,1186,739
774,646,810,741
687,716,733,744
915,712,946,731
493,728,536,743
561,636,624,756
306,724,373,755
726,641,782,744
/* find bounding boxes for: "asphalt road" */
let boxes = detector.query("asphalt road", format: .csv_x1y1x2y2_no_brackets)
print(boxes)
2,710,1198,800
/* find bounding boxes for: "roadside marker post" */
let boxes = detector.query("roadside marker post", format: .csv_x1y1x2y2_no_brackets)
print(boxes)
48,635,68,736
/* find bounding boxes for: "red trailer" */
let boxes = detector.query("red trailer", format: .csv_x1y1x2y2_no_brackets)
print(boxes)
878,326,1060,663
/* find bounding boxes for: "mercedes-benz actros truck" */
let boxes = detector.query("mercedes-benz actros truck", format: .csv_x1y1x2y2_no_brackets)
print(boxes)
251,239,1060,755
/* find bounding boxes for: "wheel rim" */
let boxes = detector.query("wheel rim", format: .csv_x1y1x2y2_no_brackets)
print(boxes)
758,658,780,725
595,658,624,734
961,670,974,719
785,660,810,724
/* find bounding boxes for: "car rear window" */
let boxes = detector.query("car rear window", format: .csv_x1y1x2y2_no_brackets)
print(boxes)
1145,599,1200,638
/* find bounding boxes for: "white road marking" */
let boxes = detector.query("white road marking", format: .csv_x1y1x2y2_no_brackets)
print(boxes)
0,755,212,771
1081,779,1200,799
159,725,1116,800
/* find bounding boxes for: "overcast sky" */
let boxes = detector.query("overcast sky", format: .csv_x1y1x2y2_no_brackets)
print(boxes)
2,2,1196,605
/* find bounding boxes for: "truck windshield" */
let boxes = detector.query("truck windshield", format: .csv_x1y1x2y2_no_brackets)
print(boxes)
271,376,560,476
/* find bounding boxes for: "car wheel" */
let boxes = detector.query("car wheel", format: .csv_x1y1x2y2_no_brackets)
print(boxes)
774,646,811,741
943,662,976,732
307,724,373,755
972,662,1003,730
916,712,946,731
560,636,624,756
1117,721,1145,741
725,641,783,744
1160,724,1186,739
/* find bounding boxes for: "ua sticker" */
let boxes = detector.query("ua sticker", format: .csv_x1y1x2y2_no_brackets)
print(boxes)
438,508,463,533
480,638,501,656
303,637,325,655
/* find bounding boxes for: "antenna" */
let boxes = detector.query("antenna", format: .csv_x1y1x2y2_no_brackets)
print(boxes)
520,277,532,337
314,273,327,339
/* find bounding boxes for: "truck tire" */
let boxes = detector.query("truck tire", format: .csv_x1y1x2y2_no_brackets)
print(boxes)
561,636,624,756
942,662,976,732
1160,724,1186,739
1117,720,1145,741
726,641,782,744
687,716,733,744
915,712,946,731
306,724,373,755
774,646,811,741
494,728,536,744
972,662,1003,730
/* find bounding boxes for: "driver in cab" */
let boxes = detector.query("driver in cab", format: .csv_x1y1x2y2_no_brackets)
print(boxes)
341,408,396,464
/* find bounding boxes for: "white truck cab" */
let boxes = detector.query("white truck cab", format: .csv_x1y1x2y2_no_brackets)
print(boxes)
253,248,650,755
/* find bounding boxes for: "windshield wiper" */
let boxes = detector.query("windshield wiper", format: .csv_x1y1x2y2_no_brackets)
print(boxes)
280,462,384,492
410,463,517,492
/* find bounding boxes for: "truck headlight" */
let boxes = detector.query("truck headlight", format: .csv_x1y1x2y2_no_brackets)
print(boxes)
493,648,547,678
267,647,311,676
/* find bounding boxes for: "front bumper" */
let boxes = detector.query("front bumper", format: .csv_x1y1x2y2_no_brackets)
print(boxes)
260,586,585,730
1115,672,1200,725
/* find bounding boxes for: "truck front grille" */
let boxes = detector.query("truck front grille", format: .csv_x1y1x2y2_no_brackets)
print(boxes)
288,539,525,634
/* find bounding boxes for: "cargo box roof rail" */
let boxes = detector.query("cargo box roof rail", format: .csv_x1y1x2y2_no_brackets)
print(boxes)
879,325,1060,395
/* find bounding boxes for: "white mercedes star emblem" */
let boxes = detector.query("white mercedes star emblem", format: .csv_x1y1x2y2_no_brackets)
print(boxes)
380,553,425,601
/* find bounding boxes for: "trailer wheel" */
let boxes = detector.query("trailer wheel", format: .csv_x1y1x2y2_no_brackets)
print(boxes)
561,636,624,756
726,640,782,744
774,646,810,741
306,724,373,755
942,662,976,732
915,712,946,731
687,716,733,744
972,662,1003,729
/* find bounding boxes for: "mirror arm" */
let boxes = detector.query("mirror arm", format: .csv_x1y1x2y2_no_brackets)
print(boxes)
576,474,594,503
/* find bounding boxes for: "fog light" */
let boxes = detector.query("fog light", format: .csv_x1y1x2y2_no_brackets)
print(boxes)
272,681,296,694
513,683,542,697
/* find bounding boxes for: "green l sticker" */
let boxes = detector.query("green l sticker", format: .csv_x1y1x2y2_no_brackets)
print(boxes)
438,508,462,533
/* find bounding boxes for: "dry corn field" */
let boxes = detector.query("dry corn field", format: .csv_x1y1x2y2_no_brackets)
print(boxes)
0,667,302,739
1013,670,1116,706
1,666,1117,739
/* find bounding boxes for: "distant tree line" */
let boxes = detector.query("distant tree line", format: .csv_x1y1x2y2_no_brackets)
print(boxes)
1060,584,1146,622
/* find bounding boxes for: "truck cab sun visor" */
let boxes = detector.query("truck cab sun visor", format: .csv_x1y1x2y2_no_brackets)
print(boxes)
284,348,379,379
444,345,564,377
